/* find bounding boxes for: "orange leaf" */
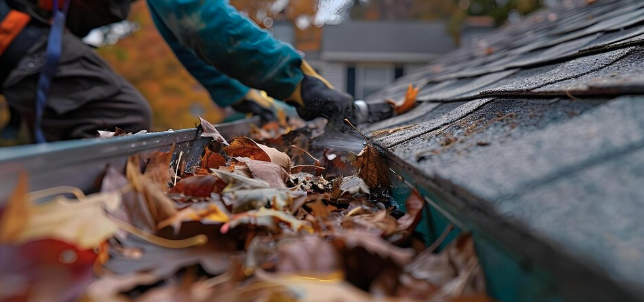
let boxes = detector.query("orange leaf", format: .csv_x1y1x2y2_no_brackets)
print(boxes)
201,148,226,170
386,85,418,114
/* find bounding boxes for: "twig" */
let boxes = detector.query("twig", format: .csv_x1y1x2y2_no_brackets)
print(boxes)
426,224,454,254
174,151,183,186
27,186,86,201
565,90,579,101
107,216,208,248
291,145,320,164
203,272,231,288
344,118,369,141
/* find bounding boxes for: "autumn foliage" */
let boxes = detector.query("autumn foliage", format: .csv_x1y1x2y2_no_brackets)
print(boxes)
97,2,224,132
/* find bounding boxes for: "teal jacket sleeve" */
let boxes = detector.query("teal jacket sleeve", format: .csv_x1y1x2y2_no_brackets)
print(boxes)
148,3,248,107
145,0,303,100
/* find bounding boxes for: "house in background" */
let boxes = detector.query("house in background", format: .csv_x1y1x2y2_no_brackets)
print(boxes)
271,19,494,100
313,21,454,99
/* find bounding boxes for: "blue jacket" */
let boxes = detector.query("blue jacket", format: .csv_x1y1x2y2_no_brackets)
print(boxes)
146,0,303,107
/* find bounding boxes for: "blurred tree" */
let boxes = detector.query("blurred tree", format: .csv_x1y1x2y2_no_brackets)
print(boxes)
230,0,322,51
97,2,224,131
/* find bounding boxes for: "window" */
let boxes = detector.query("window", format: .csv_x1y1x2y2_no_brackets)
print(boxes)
347,64,395,99
395,67,404,79
347,66,356,98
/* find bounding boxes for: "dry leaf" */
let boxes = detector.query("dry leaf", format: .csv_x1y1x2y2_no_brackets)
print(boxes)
212,169,270,192
158,200,231,232
0,174,121,249
221,208,313,234
246,235,343,278
233,157,288,188
339,176,370,197
395,189,426,240
355,144,389,188
104,233,238,279
342,210,398,236
224,136,291,170
201,148,227,170
170,175,226,197
144,148,174,189
127,156,178,227
332,230,414,266
386,85,418,114
254,270,419,302
223,188,307,213
199,116,228,145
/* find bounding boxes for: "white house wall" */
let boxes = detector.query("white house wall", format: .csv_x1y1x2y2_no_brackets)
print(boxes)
320,62,347,93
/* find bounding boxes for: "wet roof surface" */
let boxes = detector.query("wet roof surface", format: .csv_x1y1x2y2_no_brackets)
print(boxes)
363,0,644,292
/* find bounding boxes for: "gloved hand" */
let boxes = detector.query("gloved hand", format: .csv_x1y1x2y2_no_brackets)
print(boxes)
287,61,354,122
231,89,276,122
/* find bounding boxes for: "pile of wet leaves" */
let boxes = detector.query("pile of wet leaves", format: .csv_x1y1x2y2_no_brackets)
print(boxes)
0,118,491,302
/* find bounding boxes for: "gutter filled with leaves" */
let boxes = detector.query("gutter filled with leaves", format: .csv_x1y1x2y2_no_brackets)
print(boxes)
0,116,493,302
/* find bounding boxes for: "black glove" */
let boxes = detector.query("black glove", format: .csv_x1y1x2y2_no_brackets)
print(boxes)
286,61,354,123
231,89,276,122
295,75,353,122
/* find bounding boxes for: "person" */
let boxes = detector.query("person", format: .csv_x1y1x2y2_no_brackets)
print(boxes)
0,0,353,142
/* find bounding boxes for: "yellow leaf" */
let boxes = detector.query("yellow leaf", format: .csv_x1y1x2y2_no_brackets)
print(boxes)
0,175,121,249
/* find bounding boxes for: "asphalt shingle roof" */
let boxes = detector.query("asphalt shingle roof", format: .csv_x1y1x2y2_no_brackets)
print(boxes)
363,0,644,295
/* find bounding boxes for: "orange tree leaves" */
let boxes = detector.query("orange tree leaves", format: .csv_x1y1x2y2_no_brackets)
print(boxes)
355,144,389,189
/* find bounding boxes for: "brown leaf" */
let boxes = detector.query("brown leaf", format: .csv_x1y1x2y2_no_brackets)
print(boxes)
401,234,486,300
395,189,426,241
224,136,291,170
201,148,226,170
332,230,414,266
104,231,239,279
355,144,389,188
342,210,398,236
170,175,226,197
246,235,342,278
102,166,155,237
143,147,174,189
233,157,288,188
199,116,228,145
386,85,418,114
126,156,178,229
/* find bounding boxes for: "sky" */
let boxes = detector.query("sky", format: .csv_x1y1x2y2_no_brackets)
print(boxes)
315,0,356,25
